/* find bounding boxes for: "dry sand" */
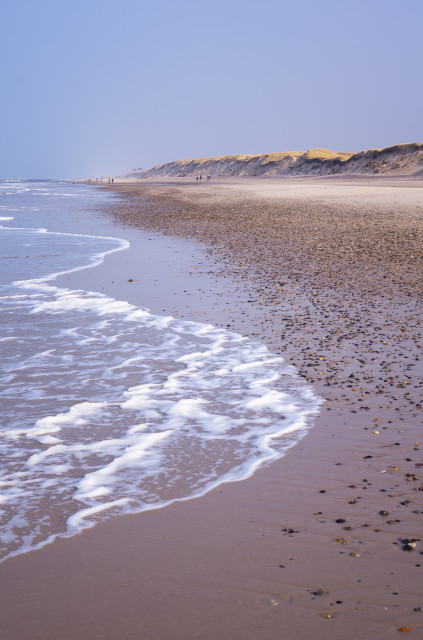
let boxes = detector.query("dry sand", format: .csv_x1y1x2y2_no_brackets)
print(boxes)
1,176,422,639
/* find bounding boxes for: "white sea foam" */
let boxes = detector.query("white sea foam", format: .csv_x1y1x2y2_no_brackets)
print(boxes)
0,179,322,563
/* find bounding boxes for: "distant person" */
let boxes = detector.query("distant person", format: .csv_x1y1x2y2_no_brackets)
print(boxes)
196,176,199,182
207,175,211,181
199,174,202,181
112,178,114,184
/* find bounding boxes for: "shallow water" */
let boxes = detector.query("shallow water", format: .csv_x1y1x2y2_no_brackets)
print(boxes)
0,180,321,561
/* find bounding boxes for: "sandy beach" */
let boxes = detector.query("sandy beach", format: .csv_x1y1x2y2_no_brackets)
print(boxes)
1,176,422,639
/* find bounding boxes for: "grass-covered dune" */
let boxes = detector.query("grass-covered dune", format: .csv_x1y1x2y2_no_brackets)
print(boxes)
124,143,423,178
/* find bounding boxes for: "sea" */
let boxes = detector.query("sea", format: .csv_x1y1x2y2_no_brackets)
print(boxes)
0,179,321,562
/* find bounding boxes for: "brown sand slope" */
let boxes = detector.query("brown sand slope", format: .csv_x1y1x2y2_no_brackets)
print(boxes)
102,177,423,634
123,143,423,178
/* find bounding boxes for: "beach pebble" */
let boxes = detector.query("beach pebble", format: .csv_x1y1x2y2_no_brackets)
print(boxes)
406,473,418,481
403,541,417,551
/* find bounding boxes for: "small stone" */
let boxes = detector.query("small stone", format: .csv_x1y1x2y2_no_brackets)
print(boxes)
268,598,279,606
313,588,328,596
320,613,332,619
335,518,346,523
406,473,418,482
379,510,390,517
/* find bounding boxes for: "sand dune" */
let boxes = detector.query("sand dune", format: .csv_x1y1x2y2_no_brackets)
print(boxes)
124,142,423,178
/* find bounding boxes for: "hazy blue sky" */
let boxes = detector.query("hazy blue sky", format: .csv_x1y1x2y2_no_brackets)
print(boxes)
1,0,422,178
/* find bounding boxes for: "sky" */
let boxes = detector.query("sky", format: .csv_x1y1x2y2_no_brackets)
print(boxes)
1,0,422,178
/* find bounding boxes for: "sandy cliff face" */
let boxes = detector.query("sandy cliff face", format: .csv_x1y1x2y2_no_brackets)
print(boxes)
337,143,423,176
123,143,423,178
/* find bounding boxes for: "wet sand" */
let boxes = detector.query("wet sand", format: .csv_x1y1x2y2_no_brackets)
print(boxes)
1,176,422,639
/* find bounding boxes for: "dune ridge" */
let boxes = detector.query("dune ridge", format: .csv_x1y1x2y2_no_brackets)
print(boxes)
124,142,423,178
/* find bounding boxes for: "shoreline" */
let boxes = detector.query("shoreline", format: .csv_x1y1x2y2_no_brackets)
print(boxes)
1,177,422,639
